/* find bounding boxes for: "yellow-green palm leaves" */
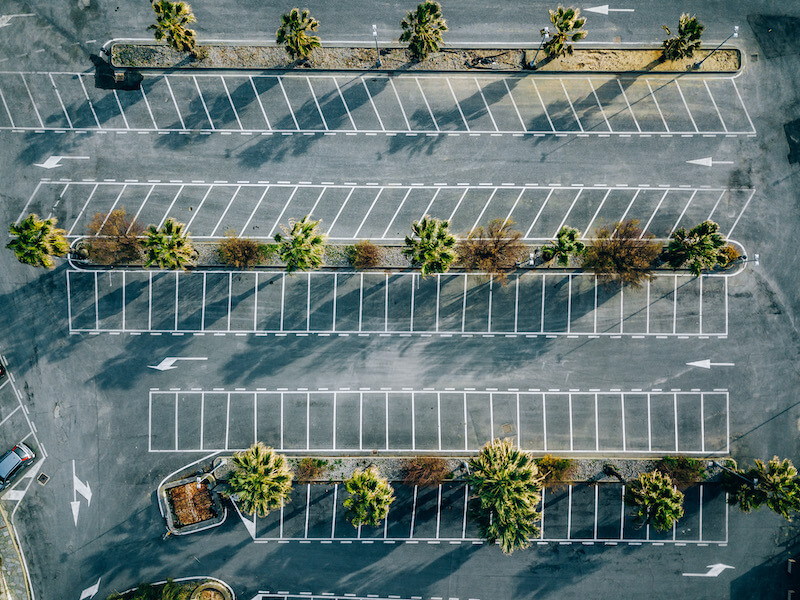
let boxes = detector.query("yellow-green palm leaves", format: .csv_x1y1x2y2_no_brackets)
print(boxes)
467,439,543,554
149,1,197,54
343,467,394,527
276,8,321,60
228,443,293,517
7,214,69,269
624,470,685,531
142,218,195,270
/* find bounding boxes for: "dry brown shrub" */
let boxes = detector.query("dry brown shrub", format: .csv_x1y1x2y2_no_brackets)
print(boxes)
349,240,382,269
218,230,265,269
458,218,526,284
535,455,576,485
583,219,662,286
86,208,143,265
718,244,741,267
295,458,328,482
401,457,451,487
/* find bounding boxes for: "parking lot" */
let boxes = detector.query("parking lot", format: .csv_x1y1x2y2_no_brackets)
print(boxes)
68,269,730,337
148,389,729,455
0,71,755,135
23,181,755,242
236,481,727,544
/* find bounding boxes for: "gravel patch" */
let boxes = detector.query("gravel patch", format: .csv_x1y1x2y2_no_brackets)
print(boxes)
111,43,740,73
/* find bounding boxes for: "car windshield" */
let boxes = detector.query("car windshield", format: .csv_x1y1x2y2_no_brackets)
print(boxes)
0,452,21,481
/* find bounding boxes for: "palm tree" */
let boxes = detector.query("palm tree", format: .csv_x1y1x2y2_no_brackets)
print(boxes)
400,1,448,62
274,215,326,274
228,442,293,518
542,225,585,266
7,214,69,269
662,14,704,61
663,220,726,276
148,1,197,54
722,457,800,520
343,467,395,527
543,6,587,59
142,218,195,270
403,215,456,277
582,219,662,287
624,470,684,532
276,8,321,60
467,439,543,554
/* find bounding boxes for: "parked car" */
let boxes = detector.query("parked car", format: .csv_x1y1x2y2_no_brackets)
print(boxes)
0,443,35,489
0,363,5,379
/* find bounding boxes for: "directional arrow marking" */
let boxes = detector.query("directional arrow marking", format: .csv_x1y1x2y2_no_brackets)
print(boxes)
0,14,36,28
686,157,735,167
34,156,91,169
686,359,735,369
79,577,101,600
71,460,92,526
682,563,734,577
71,501,81,527
585,5,635,15
148,357,208,371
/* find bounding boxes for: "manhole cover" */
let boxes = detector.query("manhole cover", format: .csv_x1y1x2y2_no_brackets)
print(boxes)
501,423,516,435
36,473,49,486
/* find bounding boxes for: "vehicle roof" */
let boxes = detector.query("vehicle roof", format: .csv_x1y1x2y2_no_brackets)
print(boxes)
0,451,21,480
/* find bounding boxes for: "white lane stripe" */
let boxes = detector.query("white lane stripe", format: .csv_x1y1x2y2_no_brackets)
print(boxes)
15,181,43,225
469,188,497,233
220,76,243,130
560,80,583,132
112,89,130,129
670,189,697,234
267,186,299,238
164,76,186,129
327,187,356,233
474,77,498,131
525,188,555,238
249,76,272,130
49,73,73,129
210,185,241,237
361,77,385,131
192,76,215,129
584,189,611,238
587,78,611,132
617,79,640,132
130,185,155,232
726,188,756,238
415,77,440,131
278,77,300,130
354,188,384,238
389,78,411,131
383,188,413,238
555,188,582,236
502,188,526,227
332,77,357,131
78,73,102,129
0,83,15,128
307,186,327,219
703,79,727,132
20,73,44,128
646,79,670,132
140,85,158,129
673,80,698,132
640,189,669,237
67,183,98,235
731,78,756,132
531,78,555,131
306,77,328,130
97,185,128,232
185,185,213,230
503,78,527,131
446,78,470,131
241,186,270,234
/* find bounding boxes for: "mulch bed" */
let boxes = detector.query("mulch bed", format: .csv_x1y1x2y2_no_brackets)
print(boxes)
167,481,217,527
111,43,740,73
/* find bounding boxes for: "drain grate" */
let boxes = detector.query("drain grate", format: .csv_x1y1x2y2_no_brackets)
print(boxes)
36,473,49,486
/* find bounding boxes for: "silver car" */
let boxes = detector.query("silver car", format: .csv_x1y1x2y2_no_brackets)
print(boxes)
0,443,35,489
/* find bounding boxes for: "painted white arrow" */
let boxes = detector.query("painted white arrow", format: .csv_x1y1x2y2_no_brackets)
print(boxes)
686,157,735,167
682,563,734,577
71,460,92,526
148,357,208,371
71,501,80,526
34,156,90,169
0,14,36,28
585,5,635,15
79,577,101,600
686,359,735,369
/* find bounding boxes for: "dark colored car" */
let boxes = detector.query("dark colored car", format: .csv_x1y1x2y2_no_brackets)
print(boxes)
0,363,5,379
0,443,35,489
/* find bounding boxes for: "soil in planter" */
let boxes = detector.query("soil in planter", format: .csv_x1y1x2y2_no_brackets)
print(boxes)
167,482,217,527
196,590,224,600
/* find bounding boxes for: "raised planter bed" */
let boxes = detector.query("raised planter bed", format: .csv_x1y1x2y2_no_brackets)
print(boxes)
110,42,740,73
159,476,226,535
109,577,234,600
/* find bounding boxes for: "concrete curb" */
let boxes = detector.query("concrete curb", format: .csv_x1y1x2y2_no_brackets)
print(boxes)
0,505,30,600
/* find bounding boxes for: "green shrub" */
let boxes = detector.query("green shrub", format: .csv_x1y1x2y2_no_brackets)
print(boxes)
295,458,328,481
655,456,707,489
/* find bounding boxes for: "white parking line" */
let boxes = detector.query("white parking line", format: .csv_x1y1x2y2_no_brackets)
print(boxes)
306,78,328,130
220,76,243,130
48,73,72,129
416,77,439,131
19,73,43,128
361,77,385,131
149,388,729,456
192,75,214,129
164,77,186,130
249,76,271,129
0,83,15,128
140,86,158,129
112,89,130,129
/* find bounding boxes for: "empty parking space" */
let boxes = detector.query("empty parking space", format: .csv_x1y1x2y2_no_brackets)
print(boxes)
240,481,727,544
0,71,756,135
28,181,756,244
148,389,728,455
69,269,731,337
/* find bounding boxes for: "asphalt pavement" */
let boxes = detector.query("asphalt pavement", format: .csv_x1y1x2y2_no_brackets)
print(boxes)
1,1,800,600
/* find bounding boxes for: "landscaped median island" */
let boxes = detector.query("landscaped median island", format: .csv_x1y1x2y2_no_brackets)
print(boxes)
46,210,744,283
155,445,800,554
109,3,739,73
106,577,234,600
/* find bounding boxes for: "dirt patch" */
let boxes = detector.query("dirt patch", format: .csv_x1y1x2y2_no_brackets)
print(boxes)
167,481,217,527
527,48,740,72
111,43,739,73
